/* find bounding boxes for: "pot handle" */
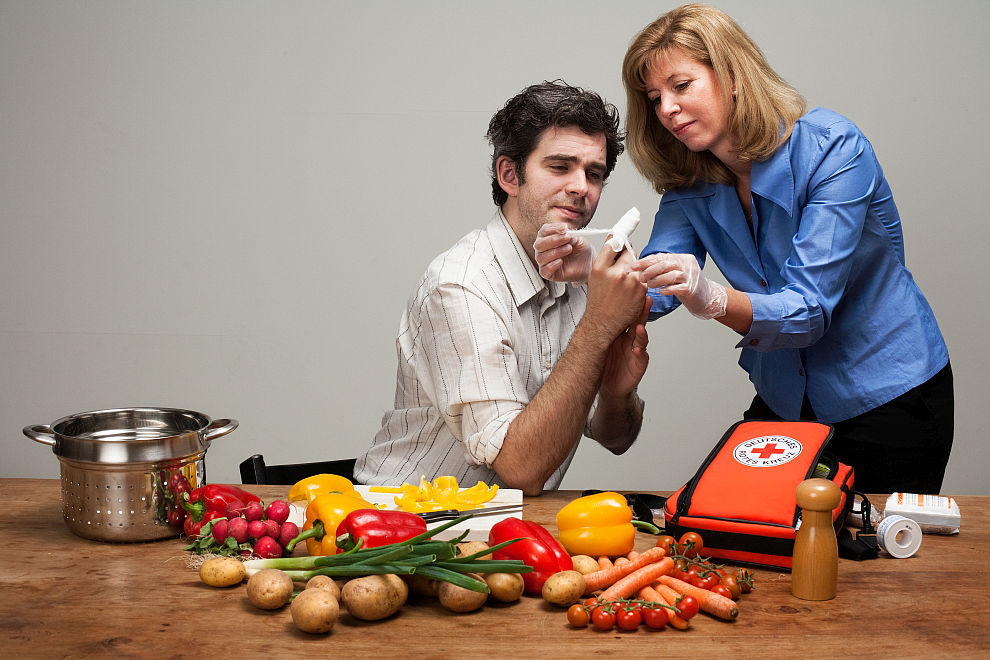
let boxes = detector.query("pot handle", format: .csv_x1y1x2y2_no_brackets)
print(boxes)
23,424,56,447
203,418,239,443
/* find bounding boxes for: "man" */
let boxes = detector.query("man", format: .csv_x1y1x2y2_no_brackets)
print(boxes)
354,81,650,496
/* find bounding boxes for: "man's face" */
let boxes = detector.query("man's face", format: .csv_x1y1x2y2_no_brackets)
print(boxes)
514,126,608,240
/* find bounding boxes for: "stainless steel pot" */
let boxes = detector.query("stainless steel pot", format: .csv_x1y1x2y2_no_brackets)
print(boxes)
24,407,238,542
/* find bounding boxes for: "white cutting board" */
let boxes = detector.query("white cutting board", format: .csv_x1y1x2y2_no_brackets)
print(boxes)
286,485,524,542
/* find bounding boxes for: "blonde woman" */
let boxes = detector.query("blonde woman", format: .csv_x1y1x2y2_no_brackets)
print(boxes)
535,4,952,492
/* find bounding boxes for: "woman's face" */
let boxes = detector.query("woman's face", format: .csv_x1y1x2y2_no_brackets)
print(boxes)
644,48,735,163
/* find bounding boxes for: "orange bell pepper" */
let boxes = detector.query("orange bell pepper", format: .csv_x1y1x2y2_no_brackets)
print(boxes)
294,491,374,556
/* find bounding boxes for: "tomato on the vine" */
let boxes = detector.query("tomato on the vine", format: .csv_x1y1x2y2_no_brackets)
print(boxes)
691,573,719,590
655,534,677,555
720,575,742,599
676,595,700,620
711,584,734,600
616,607,642,631
592,607,616,631
678,532,704,558
567,604,590,628
670,558,690,580
736,568,755,593
641,605,669,629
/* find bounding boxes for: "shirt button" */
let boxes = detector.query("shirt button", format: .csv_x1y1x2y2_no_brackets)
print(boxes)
544,360,552,370
749,339,759,347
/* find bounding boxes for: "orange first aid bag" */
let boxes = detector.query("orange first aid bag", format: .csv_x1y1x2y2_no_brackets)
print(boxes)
663,420,854,569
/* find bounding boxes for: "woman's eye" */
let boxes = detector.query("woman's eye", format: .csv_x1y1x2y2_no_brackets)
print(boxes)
675,81,690,92
650,96,661,106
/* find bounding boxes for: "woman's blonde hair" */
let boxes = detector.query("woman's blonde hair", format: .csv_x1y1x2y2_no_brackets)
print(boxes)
622,4,806,192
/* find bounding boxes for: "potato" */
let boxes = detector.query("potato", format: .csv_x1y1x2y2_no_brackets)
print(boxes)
541,570,586,607
404,573,440,597
199,557,246,587
290,588,340,634
341,574,408,621
569,555,600,575
438,573,489,613
483,572,524,603
456,540,492,560
246,569,294,610
306,575,341,600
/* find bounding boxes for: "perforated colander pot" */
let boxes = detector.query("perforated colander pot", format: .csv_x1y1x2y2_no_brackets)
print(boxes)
23,407,239,542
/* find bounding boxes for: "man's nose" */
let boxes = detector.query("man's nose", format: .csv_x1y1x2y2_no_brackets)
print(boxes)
565,171,589,196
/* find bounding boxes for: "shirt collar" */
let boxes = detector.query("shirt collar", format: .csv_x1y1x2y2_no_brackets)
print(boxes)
489,209,565,307
750,134,794,215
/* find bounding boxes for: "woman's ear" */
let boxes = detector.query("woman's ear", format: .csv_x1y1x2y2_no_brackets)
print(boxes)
495,155,520,198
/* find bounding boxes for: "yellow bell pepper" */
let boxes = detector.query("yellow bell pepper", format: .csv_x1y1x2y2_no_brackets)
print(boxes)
298,491,374,555
555,491,659,557
287,473,357,503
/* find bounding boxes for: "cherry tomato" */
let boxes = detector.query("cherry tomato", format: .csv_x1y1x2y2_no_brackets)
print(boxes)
676,595,700,620
670,558,690,580
655,535,677,555
641,605,669,630
583,597,600,613
566,604,590,628
616,607,642,631
592,607,616,631
691,573,719,590
720,575,742,599
736,568,755,593
711,584,734,600
678,532,704,558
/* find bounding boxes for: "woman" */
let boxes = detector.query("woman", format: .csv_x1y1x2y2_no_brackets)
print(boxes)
536,4,952,493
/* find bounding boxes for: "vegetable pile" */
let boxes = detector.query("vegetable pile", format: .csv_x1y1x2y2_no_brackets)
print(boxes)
183,484,296,559
369,475,499,513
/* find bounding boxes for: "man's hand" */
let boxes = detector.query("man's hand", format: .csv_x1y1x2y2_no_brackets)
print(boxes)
534,223,593,283
632,252,727,319
584,244,650,340
600,296,651,399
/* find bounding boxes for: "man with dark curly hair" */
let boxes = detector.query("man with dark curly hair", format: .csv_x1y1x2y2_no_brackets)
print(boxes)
355,81,651,495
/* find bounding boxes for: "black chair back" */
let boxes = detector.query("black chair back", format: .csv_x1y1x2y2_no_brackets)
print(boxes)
239,454,357,485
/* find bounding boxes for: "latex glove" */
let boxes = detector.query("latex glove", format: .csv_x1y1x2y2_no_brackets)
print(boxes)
632,252,727,319
533,223,593,283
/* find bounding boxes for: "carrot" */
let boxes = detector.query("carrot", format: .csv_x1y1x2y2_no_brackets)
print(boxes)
614,557,630,569
627,550,640,561
583,546,667,594
639,584,688,630
600,557,674,601
657,575,739,620
653,581,694,625
597,556,614,570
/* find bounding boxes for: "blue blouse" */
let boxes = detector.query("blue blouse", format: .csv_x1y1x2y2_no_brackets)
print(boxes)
642,107,948,423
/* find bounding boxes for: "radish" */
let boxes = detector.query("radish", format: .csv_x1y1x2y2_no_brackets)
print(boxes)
211,519,229,545
265,500,291,525
227,516,249,544
254,536,282,559
243,500,264,522
278,522,300,549
248,519,268,540
263,519,281,539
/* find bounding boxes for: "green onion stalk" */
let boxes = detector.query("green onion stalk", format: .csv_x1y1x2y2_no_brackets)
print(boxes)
242,514,533,593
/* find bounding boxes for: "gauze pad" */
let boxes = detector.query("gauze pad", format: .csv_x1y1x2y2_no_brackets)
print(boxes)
567,207,641,255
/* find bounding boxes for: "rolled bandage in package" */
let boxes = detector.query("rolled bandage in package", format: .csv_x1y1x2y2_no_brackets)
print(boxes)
567,206,641,255
883,493,961,535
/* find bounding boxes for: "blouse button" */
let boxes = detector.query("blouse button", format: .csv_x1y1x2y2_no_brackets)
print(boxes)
749,339,759,347
798,369,805,376
760,279,767,287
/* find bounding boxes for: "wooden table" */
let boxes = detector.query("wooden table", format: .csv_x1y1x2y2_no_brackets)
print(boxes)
2,479,988,658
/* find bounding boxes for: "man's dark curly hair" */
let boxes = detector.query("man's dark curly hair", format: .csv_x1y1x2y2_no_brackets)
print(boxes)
486,80,625,206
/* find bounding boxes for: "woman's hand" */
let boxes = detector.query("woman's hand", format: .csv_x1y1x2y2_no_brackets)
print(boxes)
632,252,727,319
534,223,594,283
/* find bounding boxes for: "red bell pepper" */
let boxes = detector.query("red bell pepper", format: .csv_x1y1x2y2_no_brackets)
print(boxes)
180,484,262,523
488,517,573,594
335,509,428,553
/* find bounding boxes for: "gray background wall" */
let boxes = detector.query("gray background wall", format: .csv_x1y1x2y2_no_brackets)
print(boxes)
3,1,987,494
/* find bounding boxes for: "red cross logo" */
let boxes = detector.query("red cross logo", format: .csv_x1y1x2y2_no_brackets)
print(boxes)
751,443,787,460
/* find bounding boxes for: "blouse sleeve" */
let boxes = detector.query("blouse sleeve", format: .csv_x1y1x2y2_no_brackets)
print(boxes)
739,123,883,352
639,198,708,321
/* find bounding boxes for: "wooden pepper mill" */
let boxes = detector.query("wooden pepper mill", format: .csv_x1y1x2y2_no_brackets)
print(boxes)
791,478,841,600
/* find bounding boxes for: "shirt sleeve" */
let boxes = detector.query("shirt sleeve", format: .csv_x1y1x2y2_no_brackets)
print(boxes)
738,123,881,352
639,198,707,321
412,281,528,467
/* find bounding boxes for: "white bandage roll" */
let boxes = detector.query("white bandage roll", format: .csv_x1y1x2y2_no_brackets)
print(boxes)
604,207,641,252
876,515,923,559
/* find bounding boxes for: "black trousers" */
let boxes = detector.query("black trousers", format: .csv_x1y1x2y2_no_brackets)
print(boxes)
743,362,954,494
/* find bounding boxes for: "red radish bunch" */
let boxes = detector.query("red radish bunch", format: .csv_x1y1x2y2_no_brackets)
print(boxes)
184,499,299,559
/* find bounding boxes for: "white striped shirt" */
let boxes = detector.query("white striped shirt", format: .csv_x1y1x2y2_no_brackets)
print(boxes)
354,210,592,489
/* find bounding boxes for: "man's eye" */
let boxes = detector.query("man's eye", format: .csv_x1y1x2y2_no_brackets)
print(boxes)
587,171,603,182
550,164,567,172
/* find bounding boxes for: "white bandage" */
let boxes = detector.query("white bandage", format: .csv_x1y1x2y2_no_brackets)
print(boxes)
567,207,641,255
